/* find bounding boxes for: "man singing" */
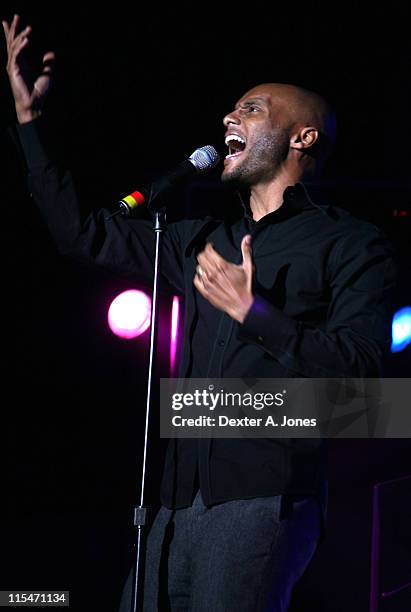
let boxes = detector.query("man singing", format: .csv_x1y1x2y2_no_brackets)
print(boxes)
3,14,395,611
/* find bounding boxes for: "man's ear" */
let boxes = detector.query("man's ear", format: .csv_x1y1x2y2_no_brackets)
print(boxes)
290,127,319,151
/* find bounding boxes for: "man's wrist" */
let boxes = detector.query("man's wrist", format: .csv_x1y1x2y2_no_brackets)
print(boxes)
230,295,255,324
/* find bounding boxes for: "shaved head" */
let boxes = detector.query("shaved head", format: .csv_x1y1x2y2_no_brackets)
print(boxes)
239,83,336,159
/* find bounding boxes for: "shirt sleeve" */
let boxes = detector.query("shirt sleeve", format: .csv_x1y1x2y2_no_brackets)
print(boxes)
237,227,397,377
15,119,185,294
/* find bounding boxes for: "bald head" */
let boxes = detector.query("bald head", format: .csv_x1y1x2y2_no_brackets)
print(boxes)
238,83,336,161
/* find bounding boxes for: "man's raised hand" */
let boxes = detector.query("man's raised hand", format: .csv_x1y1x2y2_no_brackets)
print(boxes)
2,14,55,123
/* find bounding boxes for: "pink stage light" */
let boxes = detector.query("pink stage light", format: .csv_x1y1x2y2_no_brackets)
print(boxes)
170,296,181,374
108,290,151,339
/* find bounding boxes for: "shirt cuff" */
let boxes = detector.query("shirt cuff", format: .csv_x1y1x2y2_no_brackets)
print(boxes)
16,119,50,171
237,294,297,355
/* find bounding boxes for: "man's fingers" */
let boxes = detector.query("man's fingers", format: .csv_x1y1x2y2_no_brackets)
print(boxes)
197,251,216,276
9,25,31,52
204,242,228,267
12,34,29,53
43,51,55,63
8,36,29,70
195,263,219,292
197,247,228,278
197,258,221,283
196,264,213,290
42,51,55,74
194,269,233,313
241,235,253,268
193,273,208,297
3,15,29,53
2,20,10,37
7,28,30,70
196,264,206,279
8,14,20,43
200,243,222,267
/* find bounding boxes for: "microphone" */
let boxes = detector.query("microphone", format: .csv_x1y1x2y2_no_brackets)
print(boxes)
107,145,220,220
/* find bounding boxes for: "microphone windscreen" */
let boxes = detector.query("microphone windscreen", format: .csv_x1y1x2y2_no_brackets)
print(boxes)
188,145,220,173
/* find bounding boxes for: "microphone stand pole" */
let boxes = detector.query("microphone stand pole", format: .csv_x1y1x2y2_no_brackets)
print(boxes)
130,205,167,612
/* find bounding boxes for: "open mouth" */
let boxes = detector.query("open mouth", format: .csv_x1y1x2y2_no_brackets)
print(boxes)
225,134,246,159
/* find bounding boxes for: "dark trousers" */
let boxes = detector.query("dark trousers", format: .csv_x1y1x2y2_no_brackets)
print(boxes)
119,490,320,612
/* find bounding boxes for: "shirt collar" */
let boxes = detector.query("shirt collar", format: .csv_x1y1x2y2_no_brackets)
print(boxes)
239,182,320,225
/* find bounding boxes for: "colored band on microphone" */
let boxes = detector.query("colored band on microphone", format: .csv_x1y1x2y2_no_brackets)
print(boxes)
121,190,145,210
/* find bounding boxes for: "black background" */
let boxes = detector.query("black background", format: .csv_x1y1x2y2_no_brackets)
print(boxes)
1,2,410,611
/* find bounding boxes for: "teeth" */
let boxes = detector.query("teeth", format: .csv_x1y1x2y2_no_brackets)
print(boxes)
225,134,246,146
225,152,243,159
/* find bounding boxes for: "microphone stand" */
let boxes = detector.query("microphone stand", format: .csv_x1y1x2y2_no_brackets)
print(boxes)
130,205,167,612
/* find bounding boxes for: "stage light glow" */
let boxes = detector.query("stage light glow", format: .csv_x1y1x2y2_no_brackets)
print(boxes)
170,296,181,374
391,307,411,353
108,290,151,339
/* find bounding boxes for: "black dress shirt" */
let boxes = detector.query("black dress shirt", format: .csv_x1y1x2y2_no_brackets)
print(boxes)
16,120,396,516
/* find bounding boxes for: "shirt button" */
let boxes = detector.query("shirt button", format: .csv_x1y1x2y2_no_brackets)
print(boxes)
257,335,264,342
218,339,225,347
